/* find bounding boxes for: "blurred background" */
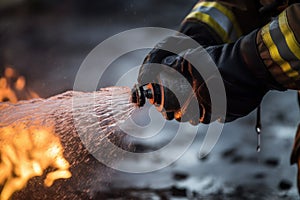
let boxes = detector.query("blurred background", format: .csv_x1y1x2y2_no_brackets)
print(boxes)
0,0,300,199
0,0,194,97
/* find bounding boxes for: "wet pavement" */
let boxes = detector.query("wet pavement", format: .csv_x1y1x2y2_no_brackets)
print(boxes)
105,90,300,199
1,1,300,199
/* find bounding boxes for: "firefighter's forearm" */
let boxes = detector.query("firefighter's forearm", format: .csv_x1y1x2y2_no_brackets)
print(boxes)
256,4,300,90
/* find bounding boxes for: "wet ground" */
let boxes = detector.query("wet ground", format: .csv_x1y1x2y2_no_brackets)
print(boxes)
1,1,300,199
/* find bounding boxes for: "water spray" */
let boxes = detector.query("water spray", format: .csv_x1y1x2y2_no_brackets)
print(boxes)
0,87,135,200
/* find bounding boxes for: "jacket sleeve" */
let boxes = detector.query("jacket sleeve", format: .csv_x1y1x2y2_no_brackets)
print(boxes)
180,3,300,90
179,0,263,45
255,4,300,90
179,0,242,45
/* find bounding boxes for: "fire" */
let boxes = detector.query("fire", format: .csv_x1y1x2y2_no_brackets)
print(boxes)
0,124,72,200
0,67,71,200
0,66,39,103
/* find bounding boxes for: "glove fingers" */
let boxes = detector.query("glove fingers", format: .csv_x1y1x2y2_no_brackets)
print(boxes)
161,111,174,121
138,35,203,121
142,34,200,66
146,49,174,64
174,112,199,126
137,62,160,85
173,92,202,125
155,35,200,54
138,49,175,85
196,82,212,124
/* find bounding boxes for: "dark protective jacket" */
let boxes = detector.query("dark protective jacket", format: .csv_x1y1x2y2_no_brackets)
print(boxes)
180,0,300,89
137,0,300,123
178,0,300,188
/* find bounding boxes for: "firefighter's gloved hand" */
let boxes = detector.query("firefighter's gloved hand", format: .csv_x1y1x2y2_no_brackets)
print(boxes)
138,35,204,124
160,54,203,124
138,33,269,124
138,35,200,86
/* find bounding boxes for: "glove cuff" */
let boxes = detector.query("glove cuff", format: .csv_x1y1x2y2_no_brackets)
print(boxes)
179,20,223,46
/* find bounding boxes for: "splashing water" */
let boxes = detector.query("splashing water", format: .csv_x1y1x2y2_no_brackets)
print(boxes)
0,86,136,199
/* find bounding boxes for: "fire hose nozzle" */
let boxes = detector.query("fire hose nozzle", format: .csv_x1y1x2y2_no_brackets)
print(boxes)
131,84,146,107
131,83,161,107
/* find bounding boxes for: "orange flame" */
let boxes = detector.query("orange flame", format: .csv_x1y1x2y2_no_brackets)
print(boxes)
0,67,71,200
0,124,71,200
0,66,39,103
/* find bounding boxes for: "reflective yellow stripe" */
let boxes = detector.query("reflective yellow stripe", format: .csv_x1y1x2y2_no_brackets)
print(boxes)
185,1,242,43
185,11,230,42
261,24,300,78
279,11,300,60
197,2,242,37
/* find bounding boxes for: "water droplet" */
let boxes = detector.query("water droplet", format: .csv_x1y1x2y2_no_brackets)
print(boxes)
257,145,261,152
255,106,262,153
256,126,261,134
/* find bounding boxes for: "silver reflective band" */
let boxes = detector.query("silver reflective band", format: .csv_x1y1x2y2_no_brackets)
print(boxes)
185,2,242,43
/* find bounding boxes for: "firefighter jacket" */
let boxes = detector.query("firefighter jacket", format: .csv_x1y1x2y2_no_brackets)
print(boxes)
177,0,300,191
180,0,300,90
138,0,300,124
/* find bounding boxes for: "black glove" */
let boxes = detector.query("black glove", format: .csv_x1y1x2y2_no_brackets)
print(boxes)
138,31,270,124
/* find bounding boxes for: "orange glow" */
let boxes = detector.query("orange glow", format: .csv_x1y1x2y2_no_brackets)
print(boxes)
0,67,70,199
0,77,17,103
0,124,71,200
15,76,26,91
0,66,39,103
174,110,182,120
4,67,15,78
